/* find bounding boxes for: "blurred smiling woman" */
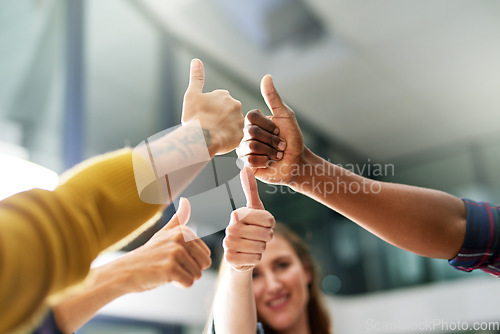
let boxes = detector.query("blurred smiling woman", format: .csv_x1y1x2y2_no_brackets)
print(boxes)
209,168,331,334
251,224,331,334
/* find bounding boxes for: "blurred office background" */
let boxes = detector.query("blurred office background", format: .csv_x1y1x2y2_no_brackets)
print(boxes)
2,0,500,333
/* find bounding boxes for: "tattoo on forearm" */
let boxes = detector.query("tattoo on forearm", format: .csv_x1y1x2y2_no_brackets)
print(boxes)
154,126,212,159
159,140,182,157
202,129,212,148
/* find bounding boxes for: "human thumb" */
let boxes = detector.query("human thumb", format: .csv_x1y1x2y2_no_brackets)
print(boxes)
240,167,264,210
186,58,205,93
163,197,191,230
260,74,288,118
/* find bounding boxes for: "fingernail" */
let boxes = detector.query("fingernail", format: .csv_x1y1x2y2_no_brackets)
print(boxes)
276,151,283,160
278,141,286,151
191,59,201,70
178,197,186,211
273,127,280,135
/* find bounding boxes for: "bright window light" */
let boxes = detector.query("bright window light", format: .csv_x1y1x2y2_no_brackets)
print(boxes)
0,153,59,201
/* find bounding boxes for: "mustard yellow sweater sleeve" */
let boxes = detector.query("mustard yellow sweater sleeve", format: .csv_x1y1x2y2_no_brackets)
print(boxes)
0,148,162,333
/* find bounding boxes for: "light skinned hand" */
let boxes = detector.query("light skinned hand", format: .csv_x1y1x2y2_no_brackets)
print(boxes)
115,197,211,291
237,75,305,185
182,59,244,156
223,167,275,271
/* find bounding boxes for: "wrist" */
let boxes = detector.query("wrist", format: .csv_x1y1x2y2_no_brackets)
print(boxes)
289,147,321,191
205,128,220,157
102,257,140,295
228,265,254,278
178,120,219,158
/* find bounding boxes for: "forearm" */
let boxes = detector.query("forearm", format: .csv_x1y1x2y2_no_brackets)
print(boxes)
213,264,257,334
0,122,213,333
52,264,129,333
0,150,160,333
132,120,215,206
292,148,466,259
51,123,216,333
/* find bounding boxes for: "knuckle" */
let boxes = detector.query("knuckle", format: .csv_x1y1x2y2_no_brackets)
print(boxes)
247,155,262,166
248,141,260,151
226,223,237,234
205,246,212,257
259,242,266,253
223,236,237,250
215,89,229,95
203,257,212,269
172,244,185,257
247,125,261,138
246,109,261,122
226,226,241,243
265,214,276,227
164,261,175,274
226,225,236,235
222,238,230,249
225,251,236,263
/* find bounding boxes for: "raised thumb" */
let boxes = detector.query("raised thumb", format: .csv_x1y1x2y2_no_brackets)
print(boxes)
186,58,205,93
260,74,288,118
163,197,191,230
240,167,264,210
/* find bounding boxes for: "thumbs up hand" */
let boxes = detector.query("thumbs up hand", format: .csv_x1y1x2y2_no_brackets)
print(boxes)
223,167,276,271
237,75,305,186
115,197,212,291
181,59,244,156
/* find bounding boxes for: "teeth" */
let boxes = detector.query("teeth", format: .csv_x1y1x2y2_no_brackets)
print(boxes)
269,296,288,307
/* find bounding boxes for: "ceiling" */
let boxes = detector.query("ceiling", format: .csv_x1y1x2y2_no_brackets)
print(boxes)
2,0,500,172
139,0,500,162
